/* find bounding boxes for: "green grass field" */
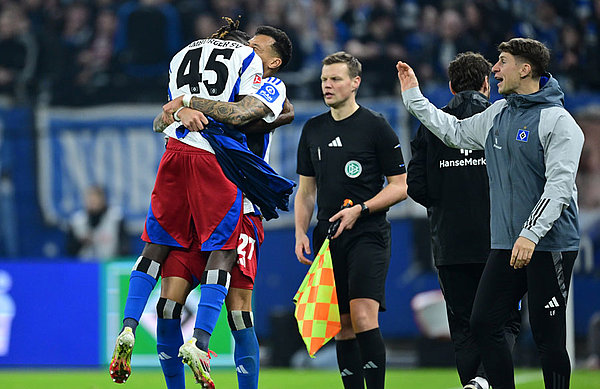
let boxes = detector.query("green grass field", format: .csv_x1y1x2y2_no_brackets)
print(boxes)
1,368,600,389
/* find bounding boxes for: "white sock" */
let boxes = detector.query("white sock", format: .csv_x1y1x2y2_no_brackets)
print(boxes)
473,376,489,389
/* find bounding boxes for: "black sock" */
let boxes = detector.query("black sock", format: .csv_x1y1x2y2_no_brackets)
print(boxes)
192,328,211,351
122,318,138,335
336,338,364,389
356,328,386,389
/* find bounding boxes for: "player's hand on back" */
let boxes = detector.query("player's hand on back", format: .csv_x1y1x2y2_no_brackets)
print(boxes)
396,61,419,92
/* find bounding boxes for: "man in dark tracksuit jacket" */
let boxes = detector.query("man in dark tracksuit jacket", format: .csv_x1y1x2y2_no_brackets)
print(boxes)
407,52,520,389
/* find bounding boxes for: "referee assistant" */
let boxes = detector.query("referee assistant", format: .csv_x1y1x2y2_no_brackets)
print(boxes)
295,51,407,389
407,52,520,389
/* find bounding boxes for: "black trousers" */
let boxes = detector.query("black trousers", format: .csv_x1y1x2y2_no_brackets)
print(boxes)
438,263,521,385
471,249,577,389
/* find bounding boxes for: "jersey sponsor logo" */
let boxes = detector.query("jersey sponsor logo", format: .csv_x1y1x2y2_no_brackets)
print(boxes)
253,74,262,84
328,136,342,147
256,83,280,103
460,149,473,156
516,127,529,142
439,157,486,168
345,160,362,178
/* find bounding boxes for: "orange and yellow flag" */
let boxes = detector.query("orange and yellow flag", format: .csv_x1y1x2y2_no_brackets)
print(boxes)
293,238,341,357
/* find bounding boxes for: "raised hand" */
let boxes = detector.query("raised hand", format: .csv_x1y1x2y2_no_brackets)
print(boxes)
396,61,419,92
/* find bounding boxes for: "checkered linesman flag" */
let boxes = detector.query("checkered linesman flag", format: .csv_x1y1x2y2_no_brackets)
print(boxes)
293,237,341,357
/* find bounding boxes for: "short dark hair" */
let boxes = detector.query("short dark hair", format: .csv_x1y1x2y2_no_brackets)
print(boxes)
255,25,293,69
498,38,550,78
322,51,362,78
448,52,492,93
211,16,250,44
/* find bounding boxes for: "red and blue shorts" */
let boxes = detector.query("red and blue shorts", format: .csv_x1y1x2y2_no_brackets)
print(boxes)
161,214,264,290
141,139,243,251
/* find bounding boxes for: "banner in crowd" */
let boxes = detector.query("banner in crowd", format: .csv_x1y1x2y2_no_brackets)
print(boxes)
36,105,165,231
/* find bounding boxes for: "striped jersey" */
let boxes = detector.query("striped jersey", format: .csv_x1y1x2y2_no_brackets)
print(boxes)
163,38,264,150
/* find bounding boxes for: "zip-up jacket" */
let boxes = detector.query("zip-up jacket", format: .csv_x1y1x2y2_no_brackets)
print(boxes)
407,90,491,265
402,75,584,251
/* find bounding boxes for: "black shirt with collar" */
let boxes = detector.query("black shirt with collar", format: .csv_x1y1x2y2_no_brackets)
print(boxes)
297,106,406,221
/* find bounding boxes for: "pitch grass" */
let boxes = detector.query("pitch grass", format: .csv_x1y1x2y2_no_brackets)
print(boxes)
1,368,600,388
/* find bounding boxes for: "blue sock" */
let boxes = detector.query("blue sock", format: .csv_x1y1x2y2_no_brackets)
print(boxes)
123,256,160,329
157,318,185,389
156,298,185,389
232,327,260,389
194,270,230,350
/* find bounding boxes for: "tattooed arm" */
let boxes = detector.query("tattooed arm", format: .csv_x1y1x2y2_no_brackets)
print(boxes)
162,95,271,128
190,95,270,126
153,111,172,133
243,97,294,134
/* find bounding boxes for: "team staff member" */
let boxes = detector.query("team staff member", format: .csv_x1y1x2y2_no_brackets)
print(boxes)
295,51,407,389
397,38,584,389
407,52,520,389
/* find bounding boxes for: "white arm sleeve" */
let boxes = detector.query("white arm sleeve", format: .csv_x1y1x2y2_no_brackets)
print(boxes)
402,87,505,149
250,77,287,123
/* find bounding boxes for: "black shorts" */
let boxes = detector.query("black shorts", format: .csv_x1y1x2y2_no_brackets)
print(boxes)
313,216,391,314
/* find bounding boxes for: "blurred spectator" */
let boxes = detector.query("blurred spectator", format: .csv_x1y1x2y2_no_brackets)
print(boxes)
50,1,94,105
0,3,38,104
581,0,600,90
192,14,219,41
575,106,600,210
66,185,128,261
552,24,585,91
404,5,439,88
345,7,406,96
434,9,476,83
76,8,118,104
0,0,597,103
113,0,182,102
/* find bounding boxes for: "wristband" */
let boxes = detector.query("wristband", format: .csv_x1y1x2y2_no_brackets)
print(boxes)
359,203,369,217
182,93,193,108
173,106,185,122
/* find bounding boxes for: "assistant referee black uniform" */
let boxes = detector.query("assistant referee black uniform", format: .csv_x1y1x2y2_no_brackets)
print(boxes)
297,105,406,313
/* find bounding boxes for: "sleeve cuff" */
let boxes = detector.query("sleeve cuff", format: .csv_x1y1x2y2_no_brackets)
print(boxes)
401,87,422,101
519,228,540,244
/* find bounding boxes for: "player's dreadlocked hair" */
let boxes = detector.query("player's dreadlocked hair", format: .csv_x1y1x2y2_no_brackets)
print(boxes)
210,16,250,45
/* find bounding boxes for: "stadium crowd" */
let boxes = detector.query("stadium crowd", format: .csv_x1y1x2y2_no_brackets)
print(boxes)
0,0,599,105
